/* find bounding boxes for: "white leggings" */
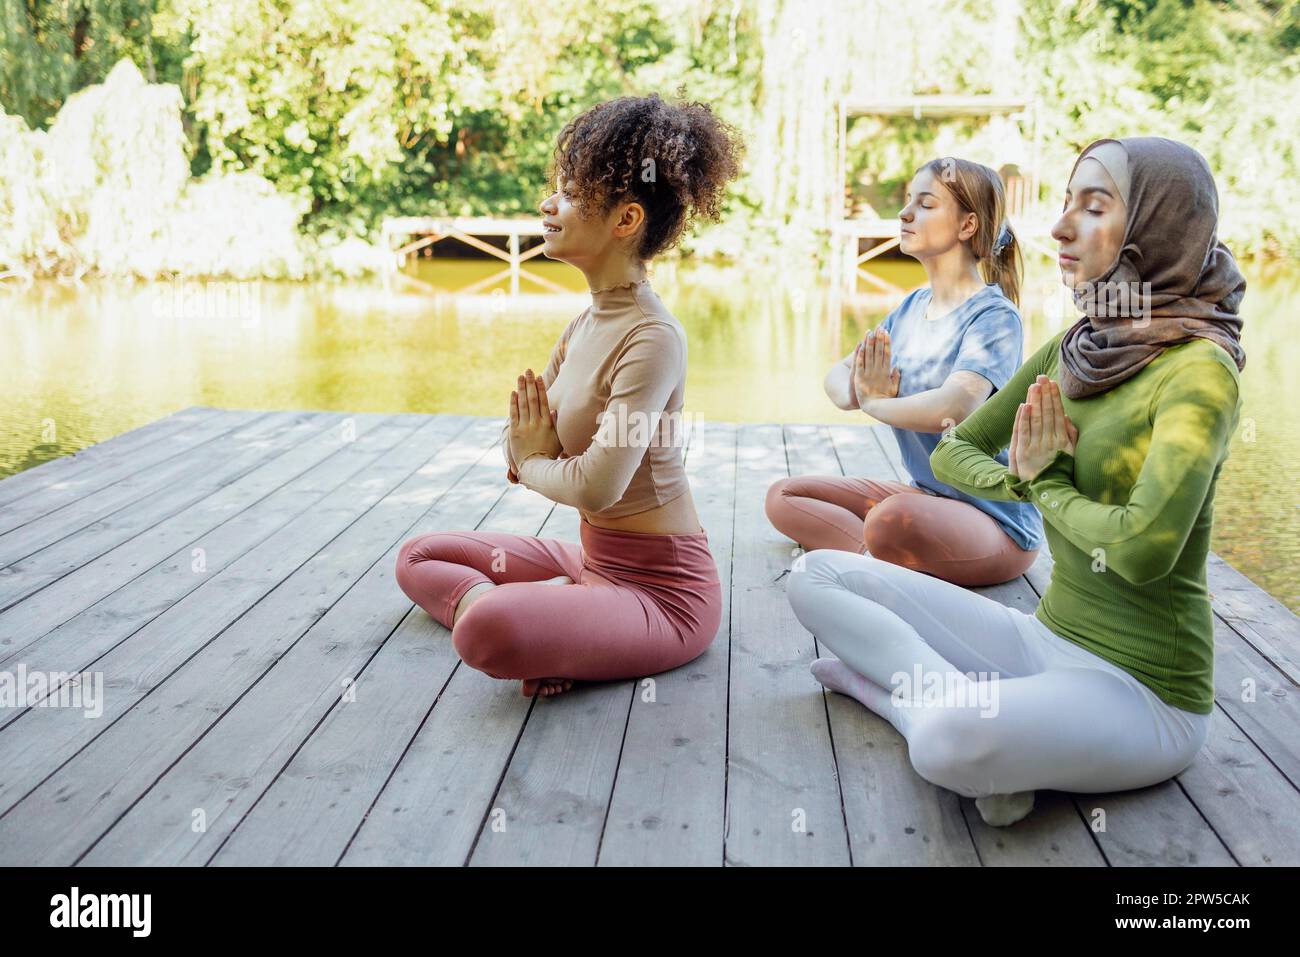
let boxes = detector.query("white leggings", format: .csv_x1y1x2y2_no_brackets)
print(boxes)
786,549,1212,799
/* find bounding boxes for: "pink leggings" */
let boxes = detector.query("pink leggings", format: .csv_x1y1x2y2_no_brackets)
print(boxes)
394,519,722,685
765,475,1037,587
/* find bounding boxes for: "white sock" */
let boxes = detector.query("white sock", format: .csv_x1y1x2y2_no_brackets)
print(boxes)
810,657,901,730
974,790,1036,827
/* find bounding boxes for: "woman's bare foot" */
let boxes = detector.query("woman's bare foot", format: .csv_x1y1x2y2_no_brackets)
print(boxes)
454,575,572,626
458,575,574,693
452,581,497,626
520,577,574,695
521,677,575,697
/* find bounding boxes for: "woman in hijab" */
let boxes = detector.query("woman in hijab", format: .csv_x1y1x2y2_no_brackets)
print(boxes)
783,136,1245,827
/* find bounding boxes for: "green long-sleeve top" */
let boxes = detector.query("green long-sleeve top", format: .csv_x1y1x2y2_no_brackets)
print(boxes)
929,328,1242,714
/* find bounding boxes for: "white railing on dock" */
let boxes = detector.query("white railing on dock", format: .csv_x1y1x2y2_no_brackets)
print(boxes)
381,216,564,296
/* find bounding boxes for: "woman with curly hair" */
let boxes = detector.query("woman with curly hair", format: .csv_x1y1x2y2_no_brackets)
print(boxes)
395,93,743,698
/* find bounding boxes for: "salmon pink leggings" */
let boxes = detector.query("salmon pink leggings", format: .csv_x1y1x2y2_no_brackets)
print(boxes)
765,475,1037,587
394,519,723,686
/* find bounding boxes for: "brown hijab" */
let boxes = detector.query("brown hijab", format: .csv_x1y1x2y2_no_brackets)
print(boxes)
1057,137,1247,400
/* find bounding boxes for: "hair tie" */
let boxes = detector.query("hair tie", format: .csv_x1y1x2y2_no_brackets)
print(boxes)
990,221,1012,257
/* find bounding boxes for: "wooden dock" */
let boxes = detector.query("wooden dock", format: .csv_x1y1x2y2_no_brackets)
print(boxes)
0,406,1296,866
381,216,568,296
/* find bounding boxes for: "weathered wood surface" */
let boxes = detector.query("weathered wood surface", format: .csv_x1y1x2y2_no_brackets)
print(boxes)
0,407,1293,866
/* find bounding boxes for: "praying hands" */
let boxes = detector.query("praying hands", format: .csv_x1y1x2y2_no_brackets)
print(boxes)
1009,375,1079,481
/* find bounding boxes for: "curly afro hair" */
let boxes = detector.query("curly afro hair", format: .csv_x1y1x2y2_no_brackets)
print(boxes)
549,92,744,260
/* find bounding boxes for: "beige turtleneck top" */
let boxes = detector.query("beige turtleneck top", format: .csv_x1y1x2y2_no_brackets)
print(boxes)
501,279,691,518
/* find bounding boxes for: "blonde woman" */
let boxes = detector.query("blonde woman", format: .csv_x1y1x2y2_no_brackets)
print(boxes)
766,158,1043,587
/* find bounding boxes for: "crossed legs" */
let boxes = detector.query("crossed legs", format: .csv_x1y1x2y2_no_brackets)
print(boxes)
765,475,1038,586
786,549,1210,824
395,530,717,697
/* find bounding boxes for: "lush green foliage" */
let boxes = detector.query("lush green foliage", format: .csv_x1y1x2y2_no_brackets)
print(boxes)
0,0,166,126
175,0,760,238
0,59,316,278
1,0,1297,278
1025,0,1300,257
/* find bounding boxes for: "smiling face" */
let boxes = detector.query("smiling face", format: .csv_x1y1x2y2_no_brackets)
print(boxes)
1051,157,1128,288
897,166,978,260
538,174,643,268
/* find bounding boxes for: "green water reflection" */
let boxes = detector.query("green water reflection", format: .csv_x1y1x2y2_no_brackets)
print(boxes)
2,256,1295,611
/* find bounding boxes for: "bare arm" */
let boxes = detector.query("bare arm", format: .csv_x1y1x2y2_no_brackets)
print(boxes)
824,349,860,410
860,370,993,433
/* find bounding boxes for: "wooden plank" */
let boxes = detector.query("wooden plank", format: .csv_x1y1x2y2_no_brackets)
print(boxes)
0,407,256,537
0,413,424,687
83,420,529,865
202,455,548,868
383,216,546,237
867,422,905,479
829,696,983,865
0,411,353,659
336,667,534,866
0,413,467,780
1205,618,1300,791
827,423,900,482
844,95,1029,117
465,615,631,865
341,423,706,867
0,415,476,858
0,406,218,510
336,478,568,866
0,409,301,604
1,408,1290,868
0,410,322,613
961,791,1106,866
1175,707,1300,865
1206,553,1300,687
724,423,850,865
1067,783,1235,866
596,422,736,866
205,600,488,863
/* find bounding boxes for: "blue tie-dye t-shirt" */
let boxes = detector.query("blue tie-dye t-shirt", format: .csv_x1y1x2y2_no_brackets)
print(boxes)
874,284,1044,552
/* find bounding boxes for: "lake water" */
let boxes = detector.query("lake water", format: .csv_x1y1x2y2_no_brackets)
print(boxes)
3,256,1295,612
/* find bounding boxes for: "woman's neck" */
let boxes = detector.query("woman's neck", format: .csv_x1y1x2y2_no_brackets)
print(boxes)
920,248,985,312
580,252,647,295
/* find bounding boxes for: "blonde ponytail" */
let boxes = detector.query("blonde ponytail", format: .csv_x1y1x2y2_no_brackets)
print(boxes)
983,220,1022,307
